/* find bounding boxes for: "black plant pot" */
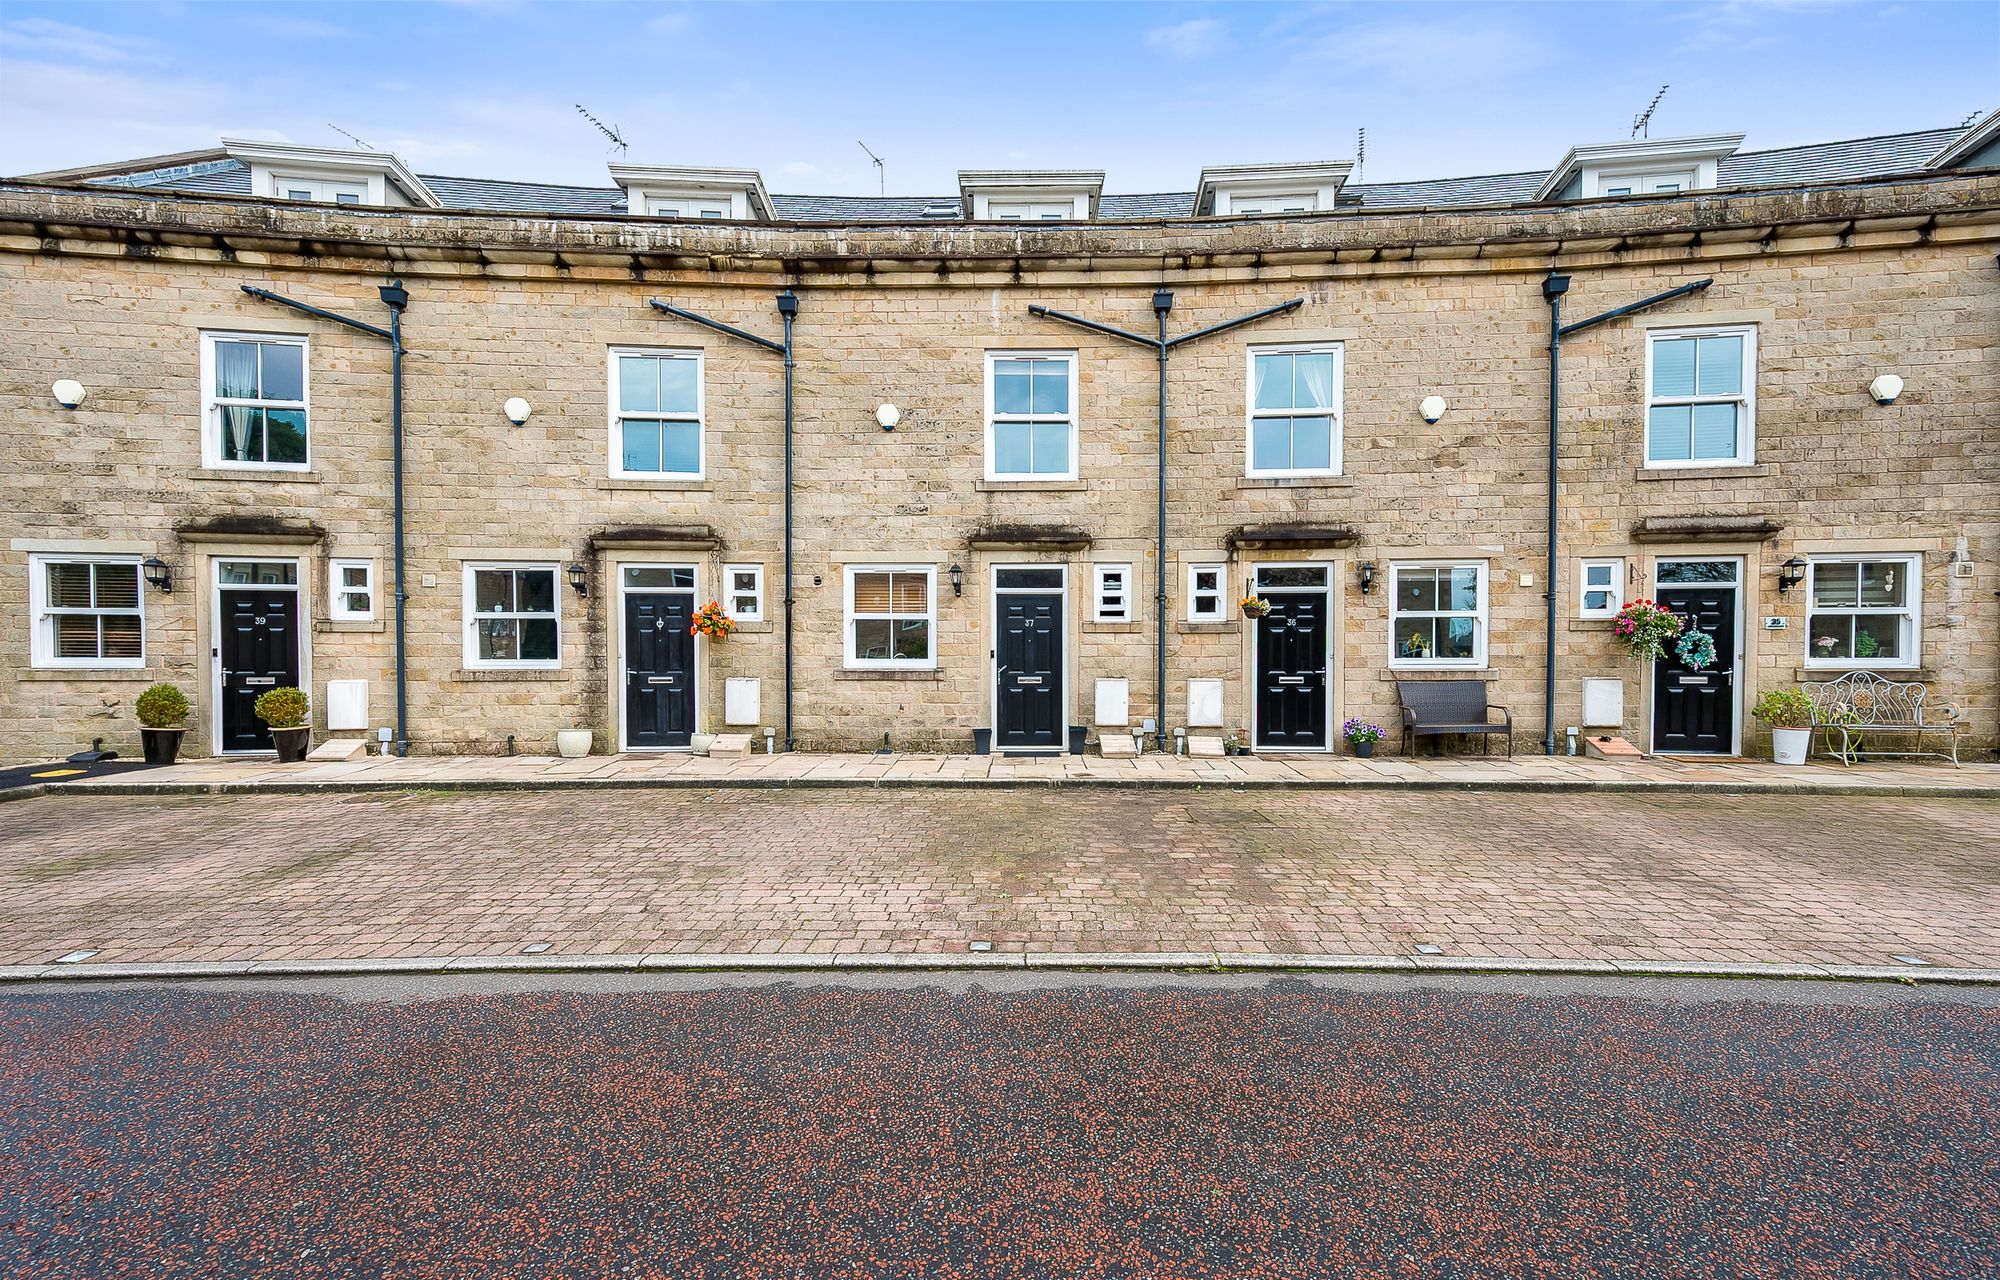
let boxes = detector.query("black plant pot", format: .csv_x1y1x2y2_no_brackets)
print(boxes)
271,726,311,763
140,727,185,766
972,728,992,756
1349,740,1376,759
1068,726,1086,756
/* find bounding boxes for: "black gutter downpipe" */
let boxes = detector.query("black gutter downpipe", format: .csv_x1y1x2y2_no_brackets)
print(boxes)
240,280,411,756
1539,273,1714,755
1027,293,1306,752
649,294,796,749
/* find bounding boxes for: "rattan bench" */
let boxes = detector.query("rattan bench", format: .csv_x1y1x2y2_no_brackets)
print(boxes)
1801,671,1964,766
1397,680,1513,757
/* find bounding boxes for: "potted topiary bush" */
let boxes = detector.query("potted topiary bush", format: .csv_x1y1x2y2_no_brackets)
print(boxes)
135,683,190,766
254,686,312,763
1751,688,1814,766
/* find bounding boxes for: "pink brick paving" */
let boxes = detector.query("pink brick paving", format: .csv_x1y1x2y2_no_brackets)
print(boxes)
0,788,1996,968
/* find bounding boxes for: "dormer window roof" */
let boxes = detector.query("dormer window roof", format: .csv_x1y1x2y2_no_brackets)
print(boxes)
222,138,440,208
1195,161,1353,216
608,164,773,221
1534,133,1745,202
1929,107,2000,169
958,170,1104,221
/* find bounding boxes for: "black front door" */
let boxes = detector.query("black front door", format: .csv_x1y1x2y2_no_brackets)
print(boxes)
626,591,696,749
1255,591,1329,749
1653,581,1737,754
219,589,300,752
996,591,1063,751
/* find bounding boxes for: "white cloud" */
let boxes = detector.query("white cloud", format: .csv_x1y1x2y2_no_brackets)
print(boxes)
1144,17,1228,60
0,16,160,64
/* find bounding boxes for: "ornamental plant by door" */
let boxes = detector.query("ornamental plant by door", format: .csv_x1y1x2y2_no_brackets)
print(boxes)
690,601,736,639
254,686,311,763
1612,598,1683,662
1341,717,1383,758
1239,594,1272,619
135,683,190,766
1751,688,1814,766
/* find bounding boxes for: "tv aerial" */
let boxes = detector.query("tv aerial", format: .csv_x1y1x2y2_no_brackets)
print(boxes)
1631,85,1669,139
576,103,629,155
858,140,885,195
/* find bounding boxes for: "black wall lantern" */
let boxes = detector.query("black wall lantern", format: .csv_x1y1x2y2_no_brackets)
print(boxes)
948,562,964,597
566,562,589,597
1778,556,1808,594
1357,561,1376,594
141,557,172,594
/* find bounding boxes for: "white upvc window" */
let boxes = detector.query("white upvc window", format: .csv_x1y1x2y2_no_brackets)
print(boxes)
988,200,1075,221
725,564,764,623
1186,563,1225,621
329,558,376,621
845,566,935,669
1228,192,1318,214
1247,344,1342,476
201,332,310,469
273,176,366,205
610,348,703,478
1645,326,1755,467
29,555,144,669
1596,169,1695,197
985,352,1077,480
462,563,561,669
647,197,731,219
1579,558,1624,619
1805,555,1921,669
1390,562,1488,668
1092,563,1133,623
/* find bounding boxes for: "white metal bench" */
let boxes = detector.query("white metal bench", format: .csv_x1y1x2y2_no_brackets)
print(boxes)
1801,671,1964,767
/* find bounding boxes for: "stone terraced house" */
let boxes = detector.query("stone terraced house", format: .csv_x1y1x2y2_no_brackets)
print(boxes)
2,114,1996,762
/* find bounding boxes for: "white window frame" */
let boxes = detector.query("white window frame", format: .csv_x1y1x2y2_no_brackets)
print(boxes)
461,562,562,670
1092,563,1133,623
608,347,705,480
1643,325,1756,469
647,197,732,219
984,351,1078,481
329,558,377,622
270,173,368,205
1579,558,1624,620
1227,192,1319,214
1803,554,1922,670
843,565,937,670
28,554,145,669
988,200,1077,221
1245,342,1344,478
1594,168,1695,197
724,563,765,623
1388,561,1489,670
200,331,311,471
1186,563,1225,622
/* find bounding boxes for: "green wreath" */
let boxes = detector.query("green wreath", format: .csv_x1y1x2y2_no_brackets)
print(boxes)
1675,629,1717,671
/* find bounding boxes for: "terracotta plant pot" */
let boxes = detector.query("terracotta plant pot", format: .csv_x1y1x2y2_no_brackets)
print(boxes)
140,727,185,766
270,726,310,763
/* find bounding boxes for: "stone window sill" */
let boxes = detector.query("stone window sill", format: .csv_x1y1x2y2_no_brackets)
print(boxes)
1085,621,1145,633
1634,464,1769,482
451,668,569,682
19,668,162,682
836,668,945,681
599,477,713,493
1793,665,1936,683
1177,621,1239,634
1235,474,1356,490
974,479,1088,492
1380,667,1492,681
726,621,774,634
185,467,322,485
316,619,385,634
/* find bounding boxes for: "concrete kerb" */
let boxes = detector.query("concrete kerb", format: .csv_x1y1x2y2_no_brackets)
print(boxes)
1,953,1995,987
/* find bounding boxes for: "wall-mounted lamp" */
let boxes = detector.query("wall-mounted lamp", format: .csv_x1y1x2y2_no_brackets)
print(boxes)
504,396,533,426
875,403,902,431
1357,561,1376,594
51,379,85,409
566,562,589,597
1867,374,1904,405
948,562,964,597
1777,556,1808,594
1419,395,1447,424
141,557,172,594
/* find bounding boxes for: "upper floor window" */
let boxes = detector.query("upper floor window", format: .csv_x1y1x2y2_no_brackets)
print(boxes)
986,353,1076,480
202,333,309,469
1806,555,1919,669
1093,563,1132,623
1247,344,1341,476
611,349,703,478
276,177,365,205
648,198,731,219
1229,193,1318,214
463,564,560,669
989,201,1075,221
1597,170,1694,196
29,555,143,669
1645,327,1754,467
845,567,935,668
1390,562,1487,668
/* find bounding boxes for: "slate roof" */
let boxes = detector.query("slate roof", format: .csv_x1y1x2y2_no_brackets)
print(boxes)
54,124,1986,223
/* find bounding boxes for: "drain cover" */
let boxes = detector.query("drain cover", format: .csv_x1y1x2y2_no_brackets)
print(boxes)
968,941,993,953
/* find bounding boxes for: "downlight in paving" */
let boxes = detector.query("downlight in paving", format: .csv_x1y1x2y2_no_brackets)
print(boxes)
521,943,552,955
53,950,97,964
968,941,994,953
1893,955,1932,966
1414,944,1445,956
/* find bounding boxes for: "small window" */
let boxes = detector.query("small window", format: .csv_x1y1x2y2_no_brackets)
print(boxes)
203,333,309,468
648,198,733,219
725,564,764,623
29,556,143,669
989,200,1074,220
274,177,367,204
1390,563,1487,667
845,567,934,668
1093,564,1132,623
1646,327,1755,467
611,349,703,477
1187,564,1225,621
329,558,376,621
1247,345,1342,476
624,566,695,590
1230,193,1318,214
463,564,560,668
986,353,1077,479
1806,555,1920,669
1579,558,1623,619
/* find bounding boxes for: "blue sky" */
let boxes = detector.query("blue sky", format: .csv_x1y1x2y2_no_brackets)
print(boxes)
2,2,1993,192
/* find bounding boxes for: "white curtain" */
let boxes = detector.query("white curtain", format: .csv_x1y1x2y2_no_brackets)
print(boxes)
1296,353,1334,410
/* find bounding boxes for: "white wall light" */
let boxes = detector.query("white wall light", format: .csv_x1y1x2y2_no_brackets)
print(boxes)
503,396,532,426
1867,374,1903,405
52,379,85,409
875,403,902,431
1419,395,1447,424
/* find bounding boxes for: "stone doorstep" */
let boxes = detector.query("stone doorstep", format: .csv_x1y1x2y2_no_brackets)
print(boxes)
1097,734,1137,758
1187,735,1226,758
708,734,754,759
1584,735,1646,761
304,738,371,762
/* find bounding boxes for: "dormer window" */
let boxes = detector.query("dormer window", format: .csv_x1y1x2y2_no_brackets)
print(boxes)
1194,162,1351,216
1534,134,1744,202
989,200,1077,221
279,178,365,205
646,197,732,219
610,165,772,221
959,170,1103,221
223,138,439,208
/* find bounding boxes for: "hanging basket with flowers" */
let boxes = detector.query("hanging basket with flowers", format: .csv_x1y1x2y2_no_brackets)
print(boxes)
1239,594,1273,619
1611,598,1683,663
690,601,737,640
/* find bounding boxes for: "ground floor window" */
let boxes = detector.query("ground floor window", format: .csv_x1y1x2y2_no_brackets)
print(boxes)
330,558,376,621
1806,555,1919,668
1093,563,1132,622
463,564,560,668
1579,558,1623,619
725,564,764,622
29,555,143,668
1186,564,1224,620
1390,562,1487,667
845,567,934,668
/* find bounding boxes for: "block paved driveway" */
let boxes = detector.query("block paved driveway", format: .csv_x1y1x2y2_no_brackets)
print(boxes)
0,788,1996,968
